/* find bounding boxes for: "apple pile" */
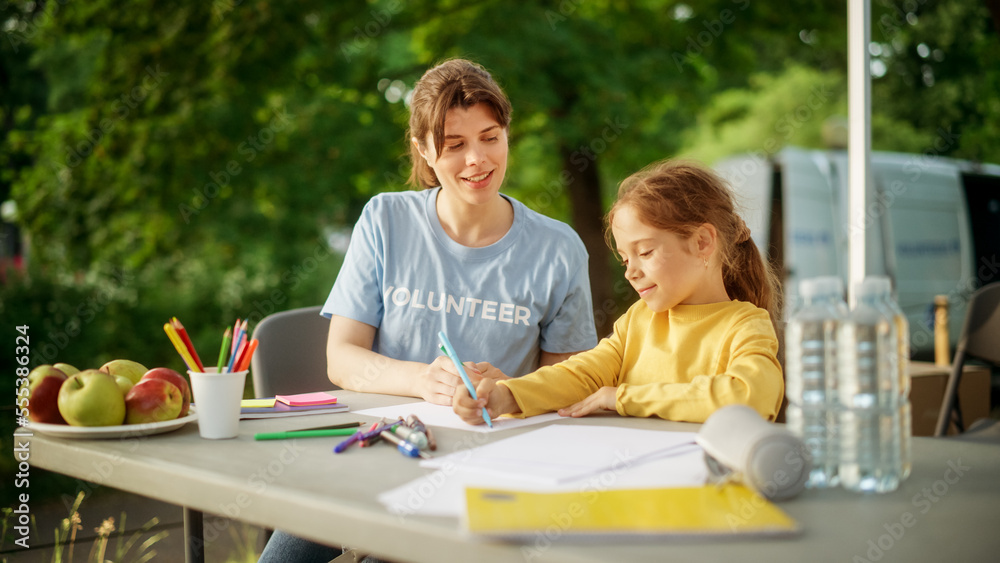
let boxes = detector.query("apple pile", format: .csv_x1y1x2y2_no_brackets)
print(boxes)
22,360,191,427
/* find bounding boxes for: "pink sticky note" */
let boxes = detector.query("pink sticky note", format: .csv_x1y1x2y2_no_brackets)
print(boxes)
275,392,338,407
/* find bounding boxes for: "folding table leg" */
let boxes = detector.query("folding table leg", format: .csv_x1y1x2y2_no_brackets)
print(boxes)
183,507,204,563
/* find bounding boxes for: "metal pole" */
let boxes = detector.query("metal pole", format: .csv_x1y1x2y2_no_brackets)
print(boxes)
848,0,871,306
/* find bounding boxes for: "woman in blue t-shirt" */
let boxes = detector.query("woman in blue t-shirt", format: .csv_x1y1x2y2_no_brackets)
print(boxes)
319,58,597,404
259,59,597,562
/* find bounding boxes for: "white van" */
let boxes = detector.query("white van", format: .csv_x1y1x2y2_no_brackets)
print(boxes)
714,147,1000,356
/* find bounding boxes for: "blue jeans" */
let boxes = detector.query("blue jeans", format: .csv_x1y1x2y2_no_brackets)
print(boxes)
257,530,341,563
257,530,386,563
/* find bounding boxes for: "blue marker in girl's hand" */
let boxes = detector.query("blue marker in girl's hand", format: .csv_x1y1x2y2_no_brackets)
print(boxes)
438,331,493,428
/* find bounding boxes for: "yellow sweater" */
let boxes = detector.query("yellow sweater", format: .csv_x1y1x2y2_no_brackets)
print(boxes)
501,299,783,423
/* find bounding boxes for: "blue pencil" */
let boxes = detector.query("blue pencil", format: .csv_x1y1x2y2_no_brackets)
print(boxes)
438,331,492,428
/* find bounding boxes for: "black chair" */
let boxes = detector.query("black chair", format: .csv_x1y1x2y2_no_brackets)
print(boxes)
249,306,337,398
934,282,1000,438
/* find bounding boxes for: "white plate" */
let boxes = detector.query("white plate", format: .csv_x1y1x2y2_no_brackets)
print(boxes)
27,408,198,439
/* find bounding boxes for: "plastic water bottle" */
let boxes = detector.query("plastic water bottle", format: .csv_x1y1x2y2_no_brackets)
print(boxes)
838,279,900,493
868,276,912,481
785,277,848,488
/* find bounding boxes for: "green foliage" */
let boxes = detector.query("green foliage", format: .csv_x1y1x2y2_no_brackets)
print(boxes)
679,65,848,164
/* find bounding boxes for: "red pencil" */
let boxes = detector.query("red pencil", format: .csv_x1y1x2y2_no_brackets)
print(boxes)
171,317,205,371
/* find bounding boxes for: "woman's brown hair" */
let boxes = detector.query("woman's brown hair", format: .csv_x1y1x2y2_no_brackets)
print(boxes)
605,159,783,321
406,59,512,188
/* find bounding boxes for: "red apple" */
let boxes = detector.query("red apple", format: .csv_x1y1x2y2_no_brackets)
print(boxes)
22,365,69,424
125,379,183,424
141,367,191,416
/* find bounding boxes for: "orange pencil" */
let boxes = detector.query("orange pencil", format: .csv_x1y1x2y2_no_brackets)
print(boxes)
236,339,259,372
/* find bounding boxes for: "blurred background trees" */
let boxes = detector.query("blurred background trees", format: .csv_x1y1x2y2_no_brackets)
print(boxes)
2,0,998,391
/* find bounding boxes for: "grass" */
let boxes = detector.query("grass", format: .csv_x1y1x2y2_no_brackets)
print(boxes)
0,491,263,563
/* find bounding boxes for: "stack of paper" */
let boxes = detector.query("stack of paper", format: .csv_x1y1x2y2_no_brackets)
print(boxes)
419,425,697,485
379,425,707,519
379,423,800,539
355,401,562,433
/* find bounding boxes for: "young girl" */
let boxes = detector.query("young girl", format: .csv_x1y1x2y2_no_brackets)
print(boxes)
453,159,784,424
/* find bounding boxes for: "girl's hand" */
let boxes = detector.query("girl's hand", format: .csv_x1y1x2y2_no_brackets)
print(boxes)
452,377,499,425
557,387,618,418
469,361,510,381
416,356,478,405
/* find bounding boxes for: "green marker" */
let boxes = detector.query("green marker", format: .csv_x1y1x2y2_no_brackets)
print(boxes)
254,427,358,441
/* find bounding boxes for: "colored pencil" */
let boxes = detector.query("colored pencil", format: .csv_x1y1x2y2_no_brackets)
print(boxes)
171,317,204,371
164,323,196,371
236,338,259,372
227,338,247,373
216,327,232,372
231,318,241,355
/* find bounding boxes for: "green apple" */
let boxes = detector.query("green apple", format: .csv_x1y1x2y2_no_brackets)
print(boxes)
99,359,148,385
53,363,80,376
125,379,182,424
22,365,69,424
57,369,126,426
114,375,135,395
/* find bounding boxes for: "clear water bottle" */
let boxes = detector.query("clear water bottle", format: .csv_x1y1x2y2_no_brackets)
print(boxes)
838,279,900,493
785,276,848,488
867,276,912,481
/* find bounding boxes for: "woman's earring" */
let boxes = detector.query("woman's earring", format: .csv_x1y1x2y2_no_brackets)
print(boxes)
703,258,709,268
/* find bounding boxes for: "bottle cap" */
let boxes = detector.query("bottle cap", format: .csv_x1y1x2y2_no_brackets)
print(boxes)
858,276,892,298
800,276,844,300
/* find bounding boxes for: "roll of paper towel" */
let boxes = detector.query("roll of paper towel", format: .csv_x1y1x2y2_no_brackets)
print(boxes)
696,405,812,500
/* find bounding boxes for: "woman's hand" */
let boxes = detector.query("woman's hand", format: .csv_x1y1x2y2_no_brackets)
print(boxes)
415,356,479,405
557,387,618,418
468,361,510,381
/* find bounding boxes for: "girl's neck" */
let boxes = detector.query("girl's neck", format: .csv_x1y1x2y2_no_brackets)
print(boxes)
683,266,732,306
435,190,514,248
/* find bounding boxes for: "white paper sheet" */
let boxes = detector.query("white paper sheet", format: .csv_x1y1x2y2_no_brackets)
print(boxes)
378,441,707,518
355,401,563,432
419,425,698,485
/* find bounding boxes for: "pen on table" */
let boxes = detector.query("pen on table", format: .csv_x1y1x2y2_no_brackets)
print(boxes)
438,331,492,428
334,419,403,454
358,421,380,447
293,422,363,432
254,428,359,441
334,428,366,453
391,425,429,450
406,415,437,451
335,418,387,453
380,430,432,459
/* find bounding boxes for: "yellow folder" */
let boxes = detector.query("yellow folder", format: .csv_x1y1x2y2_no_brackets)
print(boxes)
464,484,800,539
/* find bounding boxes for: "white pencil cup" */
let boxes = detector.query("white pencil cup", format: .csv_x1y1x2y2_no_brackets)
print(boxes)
188,368,248,439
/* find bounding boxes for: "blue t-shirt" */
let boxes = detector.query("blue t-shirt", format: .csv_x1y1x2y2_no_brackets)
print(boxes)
322,188,598,377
